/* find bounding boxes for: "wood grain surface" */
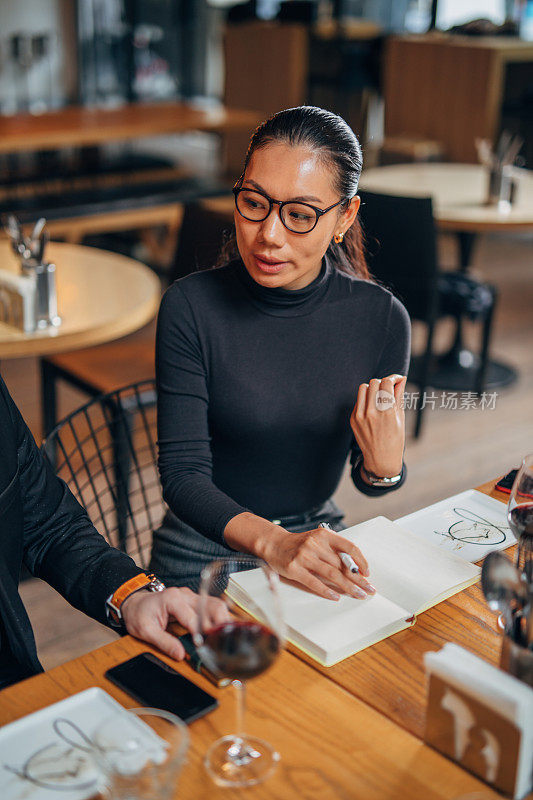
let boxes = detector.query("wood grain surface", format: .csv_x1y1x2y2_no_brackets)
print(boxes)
290,480,511,740
0,102,260,155
0,634,502,800
383,35,533,164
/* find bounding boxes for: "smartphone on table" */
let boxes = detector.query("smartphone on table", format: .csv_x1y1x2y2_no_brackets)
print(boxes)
105,652,218,724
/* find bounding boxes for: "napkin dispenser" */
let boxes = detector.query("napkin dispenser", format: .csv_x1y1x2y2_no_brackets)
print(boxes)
0,268,37,332
1,214,61,332
424,644,533,799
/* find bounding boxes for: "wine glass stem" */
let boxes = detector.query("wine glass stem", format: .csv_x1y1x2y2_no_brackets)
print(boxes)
234,679,246,743
226,679,253,764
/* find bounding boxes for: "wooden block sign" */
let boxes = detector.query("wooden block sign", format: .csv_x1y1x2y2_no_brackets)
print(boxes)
425,674,520,796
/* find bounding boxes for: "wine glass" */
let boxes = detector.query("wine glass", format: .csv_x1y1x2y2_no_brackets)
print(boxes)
507,453,533,588
194,557,285,788
93,707,189,800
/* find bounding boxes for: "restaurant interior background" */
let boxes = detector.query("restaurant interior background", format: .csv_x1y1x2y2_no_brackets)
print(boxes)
0,0,532,667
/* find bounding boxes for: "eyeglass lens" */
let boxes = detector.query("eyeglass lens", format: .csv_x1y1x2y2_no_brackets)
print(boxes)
236,189,317,233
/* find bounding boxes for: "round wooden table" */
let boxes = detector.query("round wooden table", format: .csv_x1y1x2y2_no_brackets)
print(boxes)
0,241,160,360
359,163,533,391
360,163,533,235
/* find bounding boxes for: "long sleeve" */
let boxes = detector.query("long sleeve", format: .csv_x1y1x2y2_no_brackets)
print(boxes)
350,293,411,496
4,379,143,626
156,284,247,543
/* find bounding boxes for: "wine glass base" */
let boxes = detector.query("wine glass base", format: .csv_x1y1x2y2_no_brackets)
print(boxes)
204,735,280,787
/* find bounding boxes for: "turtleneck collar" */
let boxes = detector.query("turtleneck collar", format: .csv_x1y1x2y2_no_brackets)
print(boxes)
233,255,333,317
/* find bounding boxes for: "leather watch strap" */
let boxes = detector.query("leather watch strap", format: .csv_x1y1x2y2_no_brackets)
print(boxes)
106,572,165,626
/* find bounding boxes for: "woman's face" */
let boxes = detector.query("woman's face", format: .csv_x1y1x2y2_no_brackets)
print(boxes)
234,142,360,291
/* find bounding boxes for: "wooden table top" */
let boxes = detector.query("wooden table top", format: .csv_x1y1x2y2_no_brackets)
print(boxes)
0,241,160,359
291,478,510,740
360,163,533,233
390,33,533,57
0,630,502,799
0,102,260,155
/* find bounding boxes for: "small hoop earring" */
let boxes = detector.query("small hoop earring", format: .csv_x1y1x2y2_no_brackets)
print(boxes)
334,232,344,244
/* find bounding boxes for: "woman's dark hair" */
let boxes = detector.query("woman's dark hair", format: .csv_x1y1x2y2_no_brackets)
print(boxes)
218,105,368,280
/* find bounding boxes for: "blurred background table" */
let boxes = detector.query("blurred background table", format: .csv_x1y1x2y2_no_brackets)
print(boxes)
360,163,533,245
0,241,159,359
359,163,533,391
0,101,260,155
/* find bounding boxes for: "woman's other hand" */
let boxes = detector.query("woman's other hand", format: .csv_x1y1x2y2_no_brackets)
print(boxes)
350,374,406,478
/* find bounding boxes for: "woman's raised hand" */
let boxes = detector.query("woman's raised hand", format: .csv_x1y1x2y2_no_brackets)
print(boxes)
350,374,407,478
258,525,375,601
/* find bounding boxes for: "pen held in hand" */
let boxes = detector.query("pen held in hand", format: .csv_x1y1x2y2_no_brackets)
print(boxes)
319,522,360,574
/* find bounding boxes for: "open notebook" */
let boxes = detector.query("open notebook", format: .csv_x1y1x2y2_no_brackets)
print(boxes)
227,516,480,667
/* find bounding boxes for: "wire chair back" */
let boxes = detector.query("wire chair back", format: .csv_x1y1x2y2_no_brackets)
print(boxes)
41,380,163,570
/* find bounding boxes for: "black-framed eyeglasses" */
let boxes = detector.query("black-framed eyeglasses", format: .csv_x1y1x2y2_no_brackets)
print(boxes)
232,185,346,234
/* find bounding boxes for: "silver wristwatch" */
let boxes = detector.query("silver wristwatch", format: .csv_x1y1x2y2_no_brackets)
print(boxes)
357,457,403,487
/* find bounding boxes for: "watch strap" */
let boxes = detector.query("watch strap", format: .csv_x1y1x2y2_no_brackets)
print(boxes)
359,459,403,487
106,573,165,625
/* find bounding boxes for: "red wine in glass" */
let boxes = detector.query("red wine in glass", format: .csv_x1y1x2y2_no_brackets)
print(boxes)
202,620,280,681
509,502,533,584
509,503,533,538
196,558,284,787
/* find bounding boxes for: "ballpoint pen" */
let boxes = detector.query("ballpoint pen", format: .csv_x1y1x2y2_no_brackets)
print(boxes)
319,522,359,574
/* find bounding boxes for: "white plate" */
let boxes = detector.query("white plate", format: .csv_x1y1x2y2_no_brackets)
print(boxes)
0,687,164,800
395,489,514,562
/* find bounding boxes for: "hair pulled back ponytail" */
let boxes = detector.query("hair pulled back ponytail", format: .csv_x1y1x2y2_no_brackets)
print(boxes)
219,105,368,280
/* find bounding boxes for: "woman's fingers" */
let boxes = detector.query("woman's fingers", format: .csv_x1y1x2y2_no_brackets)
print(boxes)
266,527,375,602
378,374,406,405
289,564,343,601
327,532,369,576
286,530,374,598
355,382,368,415
316,562,375,598
289,563,372,602
394,375,408,405
365,378,381,414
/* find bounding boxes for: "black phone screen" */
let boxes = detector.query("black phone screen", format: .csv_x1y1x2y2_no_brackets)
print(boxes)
105,652,218,724
495,469,518,493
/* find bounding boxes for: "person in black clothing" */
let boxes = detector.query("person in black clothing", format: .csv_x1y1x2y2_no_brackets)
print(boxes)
0,375,227,690
150,106,411,599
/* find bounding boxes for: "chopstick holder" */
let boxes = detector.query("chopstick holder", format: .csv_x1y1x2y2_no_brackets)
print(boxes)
424,644,533,799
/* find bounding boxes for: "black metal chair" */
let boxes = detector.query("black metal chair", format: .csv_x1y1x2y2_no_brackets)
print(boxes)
41,380,162,570
40,197,234,437
359,190,497,438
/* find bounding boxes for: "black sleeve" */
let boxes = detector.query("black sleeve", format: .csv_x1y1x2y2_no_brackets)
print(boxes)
350,293,411,497
4,379,143,626
156,284,247,544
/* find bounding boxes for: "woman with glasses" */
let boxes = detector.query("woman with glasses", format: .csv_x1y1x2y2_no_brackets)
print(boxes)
150,106,410,600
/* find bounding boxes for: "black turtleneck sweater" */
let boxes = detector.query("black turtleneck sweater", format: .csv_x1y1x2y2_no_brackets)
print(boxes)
156,257,411,545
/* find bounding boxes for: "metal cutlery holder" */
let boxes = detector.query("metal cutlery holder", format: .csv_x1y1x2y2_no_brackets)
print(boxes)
21,258,61,330
1,215,61,332
486,165,516,210
500,635,533,688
